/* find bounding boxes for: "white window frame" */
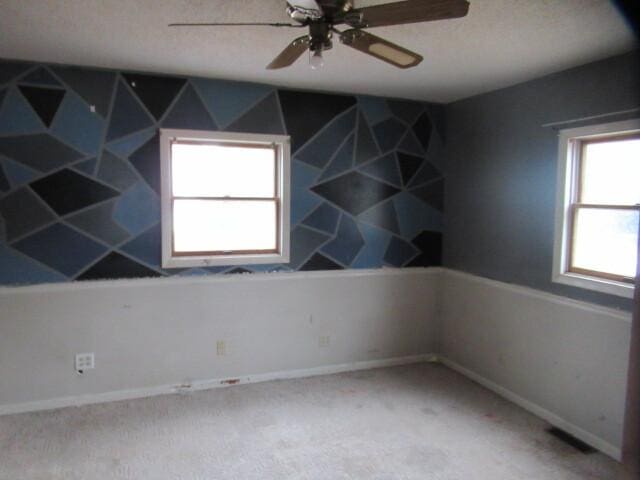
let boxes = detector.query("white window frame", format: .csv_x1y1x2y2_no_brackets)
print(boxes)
552,118,639,298
159,129,291,269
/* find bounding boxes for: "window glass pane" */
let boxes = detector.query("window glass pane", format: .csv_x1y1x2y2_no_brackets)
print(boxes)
173,199,277,253
571,207,638,278
172,142,275,198
580,137,640,205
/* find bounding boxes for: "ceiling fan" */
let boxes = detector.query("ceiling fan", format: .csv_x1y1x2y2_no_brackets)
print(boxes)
169,0,470,70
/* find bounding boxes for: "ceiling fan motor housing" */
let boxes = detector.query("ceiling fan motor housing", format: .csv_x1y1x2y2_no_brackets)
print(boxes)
309,21,333,52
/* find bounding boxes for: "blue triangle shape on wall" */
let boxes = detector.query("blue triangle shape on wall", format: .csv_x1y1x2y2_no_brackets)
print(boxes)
320,214,365,266
358,199,401,235
0,88,46,135
317,134,354,181
301,203,341,234
1,157,40,187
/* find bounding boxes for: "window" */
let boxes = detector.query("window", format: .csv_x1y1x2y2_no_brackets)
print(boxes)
159,129,290,268
553,119,639,298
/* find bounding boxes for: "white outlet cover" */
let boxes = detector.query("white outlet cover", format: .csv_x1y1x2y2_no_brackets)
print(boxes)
75,353,95,371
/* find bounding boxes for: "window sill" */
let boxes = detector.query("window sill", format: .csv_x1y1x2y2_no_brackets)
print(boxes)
552,271,634,298
163,252,289,269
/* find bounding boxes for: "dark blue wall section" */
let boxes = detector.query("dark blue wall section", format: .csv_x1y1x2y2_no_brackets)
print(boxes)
0,60,445,285
444,50,639,310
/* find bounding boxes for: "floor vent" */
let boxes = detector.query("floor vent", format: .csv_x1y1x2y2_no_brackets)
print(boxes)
546,427,596,453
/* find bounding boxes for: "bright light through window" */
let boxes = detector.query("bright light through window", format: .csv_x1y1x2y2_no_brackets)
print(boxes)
580,138,640,205
171,143,275,198
160,130,290,268
572,207,638,278
173,199,277,253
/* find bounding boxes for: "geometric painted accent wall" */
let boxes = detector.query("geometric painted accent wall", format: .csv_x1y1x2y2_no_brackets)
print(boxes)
0,59,445,285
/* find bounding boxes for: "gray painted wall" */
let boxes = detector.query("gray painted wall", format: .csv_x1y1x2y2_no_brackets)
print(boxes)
444,50,639,310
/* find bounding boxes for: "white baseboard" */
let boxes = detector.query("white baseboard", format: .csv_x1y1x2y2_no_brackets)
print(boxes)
0,353,437,417
0,350,621,461
438,356,622,461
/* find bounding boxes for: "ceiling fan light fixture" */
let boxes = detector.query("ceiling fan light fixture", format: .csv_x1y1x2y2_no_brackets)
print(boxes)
368,43,416,66
309,48,325,69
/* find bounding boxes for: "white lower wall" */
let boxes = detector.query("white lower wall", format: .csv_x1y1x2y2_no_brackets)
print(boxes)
0,268,439,413
0,267,632,461
440,269,632,459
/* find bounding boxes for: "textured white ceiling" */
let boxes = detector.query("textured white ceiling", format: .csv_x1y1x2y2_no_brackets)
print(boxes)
0,0,636,102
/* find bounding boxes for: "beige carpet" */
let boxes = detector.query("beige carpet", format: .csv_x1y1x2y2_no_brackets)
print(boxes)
0,363,619,479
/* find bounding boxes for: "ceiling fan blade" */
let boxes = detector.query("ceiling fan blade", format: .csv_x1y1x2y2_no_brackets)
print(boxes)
266,35,311,69
346,0,469,28
169,22,304,28
340,29,422,69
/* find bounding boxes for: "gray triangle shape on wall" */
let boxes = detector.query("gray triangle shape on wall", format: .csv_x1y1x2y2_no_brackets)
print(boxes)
122,73,187,121
407,159,441,188
397,152,423,186
21,68,62,87
0,161,9,192
408,179,444,212
0,61,31,85
397,129,425,156
317,134,354,182
18,86,66,127
52,67,116,118
288,225,331,270
359,152,401,188
0,134,84,172
96,151,139,191
226,92,284,134
387,100,424,125
358,199,401,235
162,84,217,131
295,108,356,169
66,199,130,246
106,81,154,142
71,157,98,176
354,112,380,165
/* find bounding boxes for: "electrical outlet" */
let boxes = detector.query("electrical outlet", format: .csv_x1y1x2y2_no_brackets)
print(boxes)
75,353,94,373
319,336,330,348
216,340,225,356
